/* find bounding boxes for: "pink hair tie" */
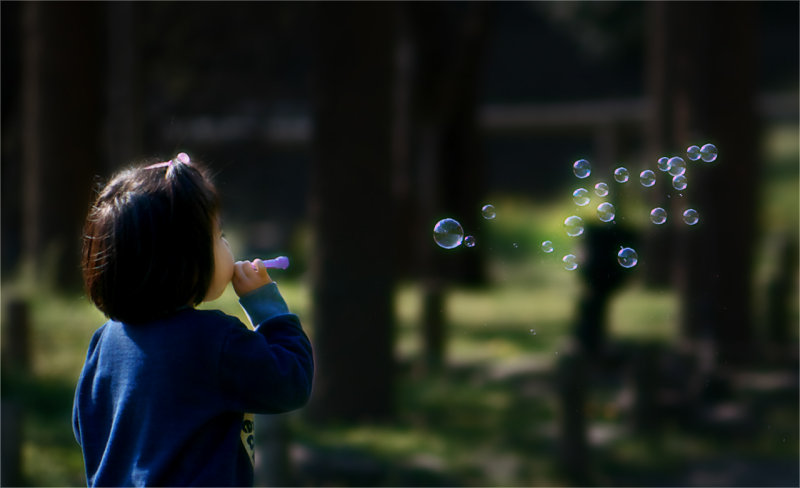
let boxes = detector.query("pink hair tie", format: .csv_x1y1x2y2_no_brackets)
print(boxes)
145,152,191,170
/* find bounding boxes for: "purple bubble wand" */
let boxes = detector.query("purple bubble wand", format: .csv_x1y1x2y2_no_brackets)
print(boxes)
252,256,290,270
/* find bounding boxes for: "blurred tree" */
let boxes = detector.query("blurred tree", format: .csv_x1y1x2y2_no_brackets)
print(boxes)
1,1,23,278
308,3,398,422
654,2,761,363
642,0,679,288
406,2,491,371
21,2,104,290
105,1,143,169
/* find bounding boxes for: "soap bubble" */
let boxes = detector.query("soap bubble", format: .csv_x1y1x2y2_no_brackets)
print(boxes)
657,157,671,172
672,174,688,190
563,254,578,271
572,188,590,206
617,247,638,268
597,202,615,222
564,215,585,237
640,169,656,187
687,145,702,161
700,143,718,162
481,204,496,220
573,159,591,178
433,218,464,249
541,240,554,253
668,157,686,176
650,207,667,225
530,329,537,335
683,208,699,225
464,235,476,248
594,182,609,197
614,167,629,183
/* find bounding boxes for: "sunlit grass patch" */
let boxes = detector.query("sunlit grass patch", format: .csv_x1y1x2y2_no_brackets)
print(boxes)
609,286,680,342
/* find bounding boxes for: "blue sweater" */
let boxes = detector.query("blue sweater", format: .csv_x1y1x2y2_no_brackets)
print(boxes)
73,283,314,487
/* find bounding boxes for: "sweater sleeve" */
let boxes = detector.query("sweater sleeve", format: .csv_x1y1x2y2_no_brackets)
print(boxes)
219,284,314,413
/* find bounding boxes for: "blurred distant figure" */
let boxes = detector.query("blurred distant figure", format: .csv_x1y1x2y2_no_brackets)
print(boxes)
575,222,636,355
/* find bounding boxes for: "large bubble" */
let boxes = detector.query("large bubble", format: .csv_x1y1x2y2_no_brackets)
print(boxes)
564,215,585,237
668,157,686,176
640,170,656,187
617,247,638,268
700,143,718,162
572,188,590,206
650,207,667,225
597,202,616,222
573,159,591,178
687,145,702,161
433,218,464,249
683,208,700,226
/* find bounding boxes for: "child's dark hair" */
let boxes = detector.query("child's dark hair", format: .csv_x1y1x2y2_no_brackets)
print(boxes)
82,155,220,323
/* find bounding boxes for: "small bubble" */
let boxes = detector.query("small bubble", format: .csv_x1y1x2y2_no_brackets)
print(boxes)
650,207,667,225
433,218,464,249
597,202,616,222
573,159,591,178
672,174,688,190
563,254,578,271
668,157,686,176
683,208,699,225
657,157,671,172
541,240,554,253
481,204,496,220
564,215,585,237
572,188,590,206
687,145,702,161
617,246,638,268
640,169,656,187
530,329,537,335
614,167,629,183
700,143,718,162
594,182,609,197
512,242,519,249
464,235,476,248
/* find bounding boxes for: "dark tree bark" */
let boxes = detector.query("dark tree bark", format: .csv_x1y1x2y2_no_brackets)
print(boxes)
308,3,398,422
21,2,104,290
653,1,761,363
642,0,679,288
105,1,143,170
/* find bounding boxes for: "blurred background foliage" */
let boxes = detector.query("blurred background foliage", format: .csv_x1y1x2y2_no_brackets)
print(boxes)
1,1,798,486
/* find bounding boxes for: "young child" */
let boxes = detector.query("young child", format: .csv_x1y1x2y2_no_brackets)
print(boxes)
72,153,314,487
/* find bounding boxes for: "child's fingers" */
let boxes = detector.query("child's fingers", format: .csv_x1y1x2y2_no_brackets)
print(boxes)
252,259,273,283
233,261,251,281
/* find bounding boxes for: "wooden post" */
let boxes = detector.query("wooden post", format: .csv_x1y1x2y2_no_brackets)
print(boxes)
2,298,31,373
557,345,589,482
1,298,30,486
254,414,290,486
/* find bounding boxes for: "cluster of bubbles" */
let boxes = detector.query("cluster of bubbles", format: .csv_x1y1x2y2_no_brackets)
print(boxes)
433,143,718,272
549,142,717,270
432,204,496,250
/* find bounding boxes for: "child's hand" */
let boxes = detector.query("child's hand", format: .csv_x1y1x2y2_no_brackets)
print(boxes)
232,259,273,297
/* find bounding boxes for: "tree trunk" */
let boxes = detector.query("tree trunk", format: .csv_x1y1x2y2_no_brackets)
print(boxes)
666,2,761,363
408,2,491,371
308,3,398,422
22,2,104,290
